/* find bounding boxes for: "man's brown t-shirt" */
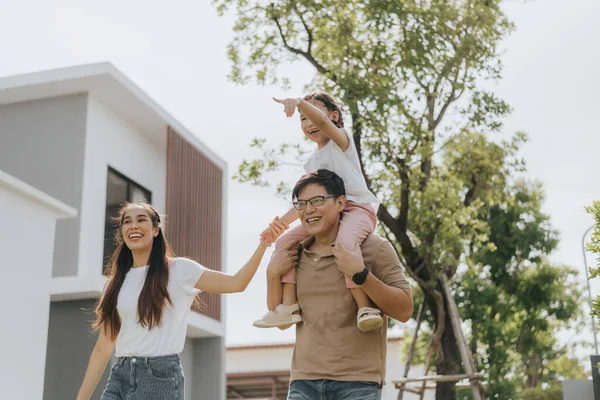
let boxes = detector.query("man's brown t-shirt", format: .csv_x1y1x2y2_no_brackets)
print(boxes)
291,234,411,384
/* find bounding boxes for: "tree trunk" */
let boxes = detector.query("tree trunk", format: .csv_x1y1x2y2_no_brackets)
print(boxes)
526,353,540,388
470,323,479,371
426,291,460,400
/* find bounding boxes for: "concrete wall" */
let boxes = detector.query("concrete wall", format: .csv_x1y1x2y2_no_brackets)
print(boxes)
191,337,226,400
0,94,87,277
181,337,196,400
78,96,166,277
43,299,115,400
0,172,76,400
562,379,593,400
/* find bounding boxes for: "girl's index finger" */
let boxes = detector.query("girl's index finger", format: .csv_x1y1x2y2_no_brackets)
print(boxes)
273,97,284,104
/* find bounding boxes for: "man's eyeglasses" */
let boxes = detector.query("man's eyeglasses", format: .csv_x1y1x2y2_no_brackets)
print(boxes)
292,195,335,211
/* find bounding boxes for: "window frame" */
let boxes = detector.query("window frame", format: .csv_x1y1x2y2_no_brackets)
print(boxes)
103,167,152,272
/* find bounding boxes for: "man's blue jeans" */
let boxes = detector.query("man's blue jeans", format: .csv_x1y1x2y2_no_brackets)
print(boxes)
287,379,382,400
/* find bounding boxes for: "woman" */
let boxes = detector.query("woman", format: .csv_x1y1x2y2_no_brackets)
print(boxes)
76,201,287,400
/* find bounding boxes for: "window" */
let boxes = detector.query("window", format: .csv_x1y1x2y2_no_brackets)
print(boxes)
103,167,152,272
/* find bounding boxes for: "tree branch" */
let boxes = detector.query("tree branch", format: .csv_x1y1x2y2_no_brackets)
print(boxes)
516,316,529,354
378,204,421,268
272,15,305,56
432,89,458,131
432,59,468,130
294,6,313,55
349,109,374,188
464,175,478,206
271,14,333,80
397,157,410,232
433,53,459,96
432,23,465,96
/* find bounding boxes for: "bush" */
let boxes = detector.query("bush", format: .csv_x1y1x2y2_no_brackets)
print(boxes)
458,382,517,400
520,385,562,400
487,381,518,400
456,388,473,400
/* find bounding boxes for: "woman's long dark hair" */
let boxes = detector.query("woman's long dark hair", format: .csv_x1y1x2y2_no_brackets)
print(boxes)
93,202,174,340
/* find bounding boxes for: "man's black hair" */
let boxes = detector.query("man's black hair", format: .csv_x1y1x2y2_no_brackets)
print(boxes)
292,169,346,200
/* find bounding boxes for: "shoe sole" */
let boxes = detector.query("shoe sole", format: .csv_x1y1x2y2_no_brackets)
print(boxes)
253,316,303,329
357,316,383,332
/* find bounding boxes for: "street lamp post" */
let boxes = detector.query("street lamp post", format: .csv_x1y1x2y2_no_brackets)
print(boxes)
582,225,599,354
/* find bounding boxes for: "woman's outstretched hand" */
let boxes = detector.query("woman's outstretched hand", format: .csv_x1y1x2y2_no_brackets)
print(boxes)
260,216,290,247
273,97,301,118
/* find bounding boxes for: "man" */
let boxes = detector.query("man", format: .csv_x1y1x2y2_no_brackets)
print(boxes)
266,169,413,400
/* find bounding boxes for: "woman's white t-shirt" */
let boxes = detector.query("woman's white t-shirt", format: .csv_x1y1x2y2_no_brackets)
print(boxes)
303,128,379,205
114,257,206,357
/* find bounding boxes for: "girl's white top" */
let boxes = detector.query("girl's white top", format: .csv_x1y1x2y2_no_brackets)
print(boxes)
303,128,379,204
115,257,206,357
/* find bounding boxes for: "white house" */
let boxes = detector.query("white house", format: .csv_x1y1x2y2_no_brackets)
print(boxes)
0,63,228,400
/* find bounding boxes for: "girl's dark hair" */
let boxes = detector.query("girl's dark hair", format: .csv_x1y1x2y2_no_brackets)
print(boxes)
303,92,345,128
93,202,174,340
292,169,346,201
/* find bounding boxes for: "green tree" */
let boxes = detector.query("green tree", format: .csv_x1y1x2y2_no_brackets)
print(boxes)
402,181,585,399
214,1,516,398
544,352,589,382
587,201,600,327
459,180,584,397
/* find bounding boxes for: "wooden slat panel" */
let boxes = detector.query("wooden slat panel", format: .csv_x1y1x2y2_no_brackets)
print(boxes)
166,127,222,321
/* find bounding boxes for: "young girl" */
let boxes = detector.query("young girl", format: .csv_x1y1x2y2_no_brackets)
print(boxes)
76,202,287,400
252,92,382,333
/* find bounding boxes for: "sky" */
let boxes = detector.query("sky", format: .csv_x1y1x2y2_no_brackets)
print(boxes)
0,0,599,350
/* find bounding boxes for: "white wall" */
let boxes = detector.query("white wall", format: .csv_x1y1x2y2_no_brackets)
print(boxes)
0,172,76,400
78,96,167,276
227,345,294,373
385,340,434,400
